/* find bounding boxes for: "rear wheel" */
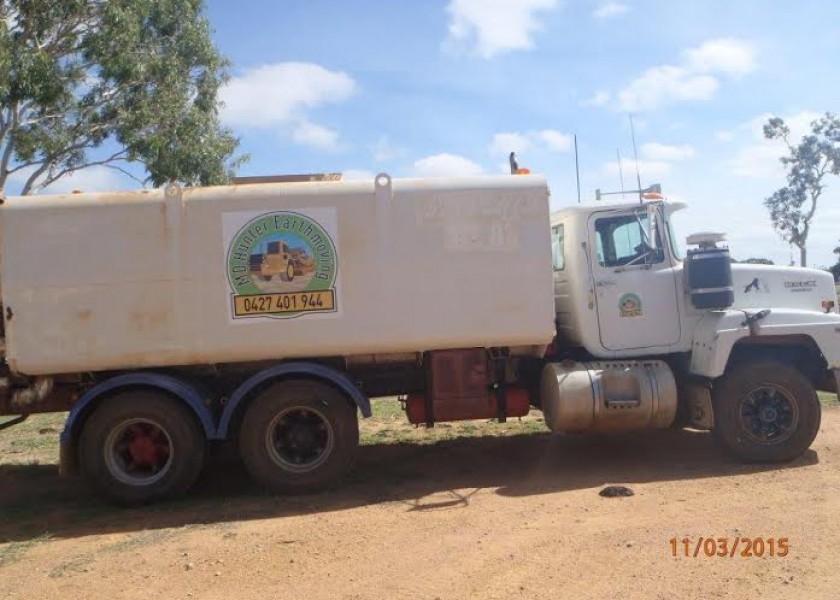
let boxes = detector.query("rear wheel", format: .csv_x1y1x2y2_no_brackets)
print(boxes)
713,362,820,462
239,380,358,494
79,391,206,505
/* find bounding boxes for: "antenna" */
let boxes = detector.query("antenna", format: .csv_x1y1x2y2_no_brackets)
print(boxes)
616,148,626,200
629,114,643,204
574,134,581,204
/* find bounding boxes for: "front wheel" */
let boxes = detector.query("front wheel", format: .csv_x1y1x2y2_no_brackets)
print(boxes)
713,362,820,462
238,380,359,494
79,391,206,505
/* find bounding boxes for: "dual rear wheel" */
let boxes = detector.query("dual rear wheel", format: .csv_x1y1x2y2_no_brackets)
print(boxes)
238,381,359,494
78,381,359,504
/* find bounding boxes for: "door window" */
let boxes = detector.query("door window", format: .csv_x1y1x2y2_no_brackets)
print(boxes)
594,213,663,268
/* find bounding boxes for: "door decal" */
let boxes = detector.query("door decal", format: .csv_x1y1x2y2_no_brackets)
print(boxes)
619,293,643,318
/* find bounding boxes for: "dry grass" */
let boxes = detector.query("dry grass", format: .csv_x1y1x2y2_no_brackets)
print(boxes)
360,397,547,446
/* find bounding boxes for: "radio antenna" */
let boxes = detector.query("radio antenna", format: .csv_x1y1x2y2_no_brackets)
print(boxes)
629,114,643,204
574,134,581,204
616,148,626,200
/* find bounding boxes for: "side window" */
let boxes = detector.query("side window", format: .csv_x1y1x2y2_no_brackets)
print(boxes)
551,224,565,271
594,213,663,268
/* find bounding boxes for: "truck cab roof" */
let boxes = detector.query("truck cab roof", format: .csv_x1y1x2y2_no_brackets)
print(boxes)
549,198,686,226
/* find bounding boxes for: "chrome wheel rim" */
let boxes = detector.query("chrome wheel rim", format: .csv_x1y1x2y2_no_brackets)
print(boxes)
104,418,174,486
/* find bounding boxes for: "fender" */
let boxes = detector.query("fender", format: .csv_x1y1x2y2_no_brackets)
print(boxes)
690,308,840,378
216,361,372,440
59,372,217,477
60,372,217,445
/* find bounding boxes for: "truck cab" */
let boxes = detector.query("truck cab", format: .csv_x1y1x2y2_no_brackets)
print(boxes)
544,195,840,462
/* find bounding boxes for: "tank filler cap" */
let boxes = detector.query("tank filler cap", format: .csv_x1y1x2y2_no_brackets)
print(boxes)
686,232,727,249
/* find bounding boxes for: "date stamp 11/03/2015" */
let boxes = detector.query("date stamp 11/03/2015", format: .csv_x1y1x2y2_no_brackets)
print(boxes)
670,537,789,558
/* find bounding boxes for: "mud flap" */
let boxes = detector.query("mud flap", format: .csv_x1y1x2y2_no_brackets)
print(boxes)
685,383,714,430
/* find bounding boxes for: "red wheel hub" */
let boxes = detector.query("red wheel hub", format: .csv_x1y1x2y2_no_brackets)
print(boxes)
126,424,169,468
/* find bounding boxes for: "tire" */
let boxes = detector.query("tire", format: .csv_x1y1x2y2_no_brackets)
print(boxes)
280,262,295,282
713,362,820,462
78,391,206,505
261,275,272,282
238,380,359,494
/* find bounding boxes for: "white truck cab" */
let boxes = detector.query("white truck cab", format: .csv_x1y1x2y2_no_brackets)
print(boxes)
542,196,840,462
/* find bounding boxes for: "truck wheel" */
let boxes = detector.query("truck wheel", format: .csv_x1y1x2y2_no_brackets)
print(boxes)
261,275,272,282
712,362,820,462
79,391,206,505
238,380,358,494
280,263,295,282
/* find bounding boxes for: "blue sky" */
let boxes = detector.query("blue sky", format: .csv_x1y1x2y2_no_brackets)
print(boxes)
29,0,840,266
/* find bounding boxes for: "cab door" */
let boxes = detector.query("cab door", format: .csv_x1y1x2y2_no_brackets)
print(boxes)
588,208,680,351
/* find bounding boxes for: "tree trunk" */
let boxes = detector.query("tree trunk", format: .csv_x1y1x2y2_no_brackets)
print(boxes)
799,245,807,267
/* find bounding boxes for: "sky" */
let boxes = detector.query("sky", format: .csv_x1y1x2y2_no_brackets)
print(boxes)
22,0,840,267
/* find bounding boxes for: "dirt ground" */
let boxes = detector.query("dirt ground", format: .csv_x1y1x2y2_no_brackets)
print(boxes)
2,404,840,599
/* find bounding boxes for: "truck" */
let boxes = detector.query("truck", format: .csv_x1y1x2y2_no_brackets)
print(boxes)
0,172,838,505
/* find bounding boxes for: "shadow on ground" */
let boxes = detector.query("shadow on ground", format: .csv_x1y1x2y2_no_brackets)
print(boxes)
0,429,817,543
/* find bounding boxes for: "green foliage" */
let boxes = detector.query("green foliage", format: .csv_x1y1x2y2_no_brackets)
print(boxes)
743,257,775,265
830,242,840,282
763,113,840,266
0,0,244,194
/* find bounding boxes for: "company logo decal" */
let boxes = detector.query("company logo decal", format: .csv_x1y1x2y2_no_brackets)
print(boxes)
619,293,643,318
224,209,338,319
784,280,817,293
743,277,770,293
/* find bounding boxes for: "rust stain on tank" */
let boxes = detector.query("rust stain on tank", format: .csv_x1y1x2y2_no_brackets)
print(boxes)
76,309,92,322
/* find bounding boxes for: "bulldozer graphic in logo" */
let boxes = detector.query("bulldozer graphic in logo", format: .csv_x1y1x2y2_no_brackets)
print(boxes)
251,239,316,283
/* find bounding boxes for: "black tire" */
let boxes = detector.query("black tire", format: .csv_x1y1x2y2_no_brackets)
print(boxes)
78,391,206,505
261,275,272,282
238,380,358,494
713,362,820,462
280,262,295,282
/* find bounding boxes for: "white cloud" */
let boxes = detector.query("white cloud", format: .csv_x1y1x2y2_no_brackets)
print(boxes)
602,158,672,180
593,2,630,19
220,62,356,152
617,65,719,112
443,0,560,59
641,142,695,161
489,129,572,156
539,129,572,152
730,143,786,179
743,110,821,141
584,90,611,107
602,38,756,112
684,38,757,77
371,136,406,162
6,164,134,195
413,153,484,177
290,120,342,152
490,132,532,155
729,110,821,179
715,130,735,142
221,62,355,127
